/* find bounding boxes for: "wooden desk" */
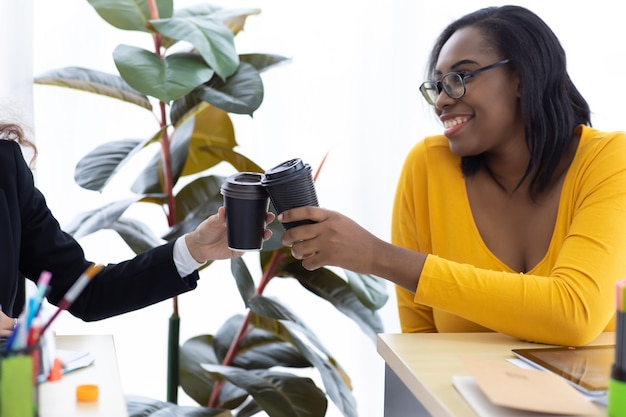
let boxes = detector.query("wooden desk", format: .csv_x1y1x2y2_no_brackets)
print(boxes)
377,332,615,417
39,335,129,417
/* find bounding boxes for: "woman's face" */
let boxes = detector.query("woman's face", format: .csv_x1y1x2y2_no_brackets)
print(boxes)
433,26,523,157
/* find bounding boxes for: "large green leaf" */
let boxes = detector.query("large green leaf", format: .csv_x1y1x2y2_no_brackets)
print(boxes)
170,53,289,120
231,257,256,307
113,45,214,103
232,401,262,417
255,212,285,252
215,9,261,36
173,6,261,36
131,114,195,194
151,16,238,80
200,365,328,417
247,293,299,324
172,3,222,18
87,0,173,32
172,102,235,147
170,93,205,127
125,394,232,417
173,175,224,224
246,313,356,416
34,67,152,110
109,217,165,254
196,146,263,174
281,321,357,417
63,197,140,239
159,6,258,51
246,298,349,388
240,53,292,74
161,176,224,240
161,201,224,241
245,293,343,372
283,262,385,342
179,106,240,177
179,335,248,409
193,62,263,116
345,270,389,310
74,138,146,191
212,315,310,369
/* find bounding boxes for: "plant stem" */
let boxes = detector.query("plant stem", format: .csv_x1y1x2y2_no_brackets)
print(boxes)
146,0,163,59
208,309,253,408
207,250,285,408
257,250,284,294
158,102,177,226
147,0,180,403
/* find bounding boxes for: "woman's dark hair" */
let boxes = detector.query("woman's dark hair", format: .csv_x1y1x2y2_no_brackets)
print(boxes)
427,5,590,198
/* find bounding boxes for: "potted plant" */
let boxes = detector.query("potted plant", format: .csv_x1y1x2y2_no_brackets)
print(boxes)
35,1,389,416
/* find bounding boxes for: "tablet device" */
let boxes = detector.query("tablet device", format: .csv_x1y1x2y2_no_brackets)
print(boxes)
511,345,614,397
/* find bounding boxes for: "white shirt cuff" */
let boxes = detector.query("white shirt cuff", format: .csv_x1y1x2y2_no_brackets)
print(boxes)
174,235,206,277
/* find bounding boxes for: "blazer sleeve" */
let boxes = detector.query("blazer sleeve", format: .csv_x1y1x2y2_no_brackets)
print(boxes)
9,140,200,321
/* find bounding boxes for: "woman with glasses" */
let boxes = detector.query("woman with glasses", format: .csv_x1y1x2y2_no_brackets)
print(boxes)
278,5,626,346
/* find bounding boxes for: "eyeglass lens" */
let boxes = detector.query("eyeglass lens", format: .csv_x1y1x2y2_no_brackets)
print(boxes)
420,73,465,105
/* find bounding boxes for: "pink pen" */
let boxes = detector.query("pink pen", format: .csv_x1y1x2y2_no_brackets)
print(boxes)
40,264,104,336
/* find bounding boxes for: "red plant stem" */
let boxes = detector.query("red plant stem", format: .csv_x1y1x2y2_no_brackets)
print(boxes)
208,310,253,408
147,0,181,391
145,0,176,226
314,152,329,182
257,250,284,295
147,0,158,18
158,101,177,226
207,250,285,408
146,0,163,57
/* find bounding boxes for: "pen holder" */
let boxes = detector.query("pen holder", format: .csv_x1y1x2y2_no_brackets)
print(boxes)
0,343,42,417
609,366,626,417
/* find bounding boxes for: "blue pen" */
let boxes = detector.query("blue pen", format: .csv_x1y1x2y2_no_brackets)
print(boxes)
26,270,52,329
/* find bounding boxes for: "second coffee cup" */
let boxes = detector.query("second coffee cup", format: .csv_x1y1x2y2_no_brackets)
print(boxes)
220,172,269,251
261,158,319,229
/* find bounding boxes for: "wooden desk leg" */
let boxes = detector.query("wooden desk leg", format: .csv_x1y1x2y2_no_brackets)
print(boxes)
384,364,432,417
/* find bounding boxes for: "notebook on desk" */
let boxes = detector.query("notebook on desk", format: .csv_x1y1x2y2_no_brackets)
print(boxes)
453,376,574,417
456,354,602,416
511,345,614,397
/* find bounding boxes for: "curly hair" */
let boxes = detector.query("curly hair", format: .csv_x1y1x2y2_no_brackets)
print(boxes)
0,122,37,165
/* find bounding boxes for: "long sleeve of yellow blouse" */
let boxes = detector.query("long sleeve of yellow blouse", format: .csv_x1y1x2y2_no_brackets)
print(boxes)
392,126,626,346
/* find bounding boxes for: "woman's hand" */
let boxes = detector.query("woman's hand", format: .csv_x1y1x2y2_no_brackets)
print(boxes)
1,310,17,337
185,206,275,263
279,206,426,292
279,206,385,273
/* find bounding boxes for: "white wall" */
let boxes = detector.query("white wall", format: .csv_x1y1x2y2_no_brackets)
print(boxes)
0,0,34,162
28,1,626,416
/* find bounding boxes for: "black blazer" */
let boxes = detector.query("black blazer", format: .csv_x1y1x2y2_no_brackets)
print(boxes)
0,139,199,320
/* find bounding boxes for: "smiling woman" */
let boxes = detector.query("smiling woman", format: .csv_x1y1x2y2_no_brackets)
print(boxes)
278,4,626,349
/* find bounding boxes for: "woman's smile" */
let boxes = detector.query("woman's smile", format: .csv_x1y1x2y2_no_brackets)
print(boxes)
442,115,471,137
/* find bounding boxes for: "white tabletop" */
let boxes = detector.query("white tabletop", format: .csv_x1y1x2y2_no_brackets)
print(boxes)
39,334,129,417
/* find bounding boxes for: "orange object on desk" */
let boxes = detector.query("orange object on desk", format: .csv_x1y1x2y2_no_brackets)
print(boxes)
48,358,63,381
76,384,99,402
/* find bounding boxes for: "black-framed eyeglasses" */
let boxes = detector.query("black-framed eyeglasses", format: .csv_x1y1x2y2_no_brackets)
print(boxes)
419,59,510,105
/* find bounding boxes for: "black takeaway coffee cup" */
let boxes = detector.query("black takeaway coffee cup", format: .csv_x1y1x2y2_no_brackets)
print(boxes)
261,158,319,229
220,172,270,251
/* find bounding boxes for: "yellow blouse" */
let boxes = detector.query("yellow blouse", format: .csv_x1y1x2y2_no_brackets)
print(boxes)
392,126,626,346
